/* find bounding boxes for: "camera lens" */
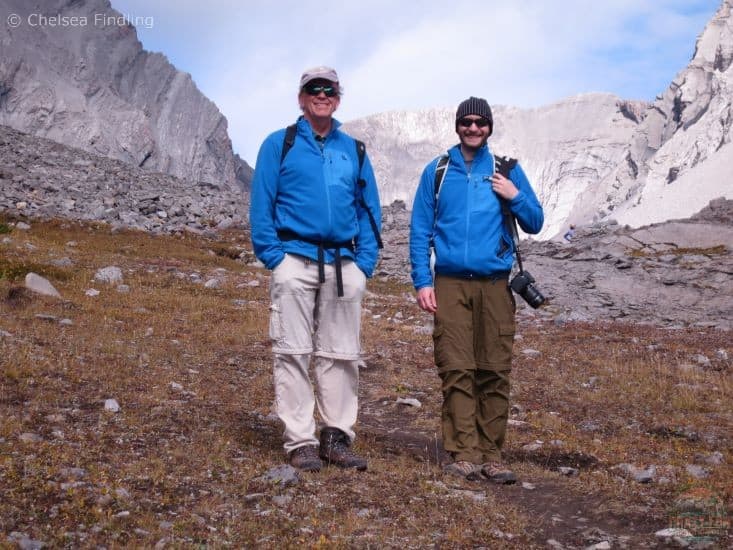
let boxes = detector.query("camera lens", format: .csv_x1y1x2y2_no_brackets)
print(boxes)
522,284,545,309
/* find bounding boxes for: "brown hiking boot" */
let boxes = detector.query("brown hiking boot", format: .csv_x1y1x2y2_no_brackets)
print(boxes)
319,427,367,470
481,461,517,484
289,445,322,472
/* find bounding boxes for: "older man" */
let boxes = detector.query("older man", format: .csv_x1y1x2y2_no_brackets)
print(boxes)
250,66,382,472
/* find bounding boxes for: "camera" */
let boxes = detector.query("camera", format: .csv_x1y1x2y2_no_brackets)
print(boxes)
510,270,545,309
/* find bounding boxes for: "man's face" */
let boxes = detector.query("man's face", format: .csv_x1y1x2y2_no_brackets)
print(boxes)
456,115,491,150
298,78,340,123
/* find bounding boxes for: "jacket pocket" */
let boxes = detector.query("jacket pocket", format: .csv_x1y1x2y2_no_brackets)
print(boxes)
496,233,513,258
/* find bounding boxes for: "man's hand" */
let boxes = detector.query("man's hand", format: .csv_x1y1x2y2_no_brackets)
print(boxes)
491,172,519,200
416,287,437,313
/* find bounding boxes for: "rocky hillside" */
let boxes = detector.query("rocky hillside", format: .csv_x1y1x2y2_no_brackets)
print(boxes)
0,0,251,190
0,124,248,233
376,199,733,331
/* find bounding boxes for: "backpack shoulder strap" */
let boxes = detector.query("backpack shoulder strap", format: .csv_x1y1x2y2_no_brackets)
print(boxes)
433,154,450,204
354,139,383,249
355,139,366,174
280,124,298,164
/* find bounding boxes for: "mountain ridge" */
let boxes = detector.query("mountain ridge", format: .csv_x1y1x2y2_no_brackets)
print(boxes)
0,0,252,190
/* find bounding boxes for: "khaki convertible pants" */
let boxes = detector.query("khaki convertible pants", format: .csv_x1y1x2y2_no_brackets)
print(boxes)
269,254,366,453
433,275,516,463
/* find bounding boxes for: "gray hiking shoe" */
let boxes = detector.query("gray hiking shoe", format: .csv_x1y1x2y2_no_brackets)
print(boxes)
443,460,481,480
319,427,367,470
481,461,517,484
289,445,322,472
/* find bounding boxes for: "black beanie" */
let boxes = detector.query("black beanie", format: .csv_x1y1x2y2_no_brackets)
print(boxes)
456,96,493,135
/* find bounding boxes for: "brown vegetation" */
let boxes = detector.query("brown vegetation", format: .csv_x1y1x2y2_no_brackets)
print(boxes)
0,216,730,548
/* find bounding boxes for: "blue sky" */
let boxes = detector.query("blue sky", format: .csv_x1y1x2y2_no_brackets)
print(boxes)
111,0,720,165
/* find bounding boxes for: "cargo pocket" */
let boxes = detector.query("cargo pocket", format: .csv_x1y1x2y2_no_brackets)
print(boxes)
269,303,283,345
432,324,446,368
495,322,516,370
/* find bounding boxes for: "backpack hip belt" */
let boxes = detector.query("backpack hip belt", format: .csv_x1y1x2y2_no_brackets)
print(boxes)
277,229,355,297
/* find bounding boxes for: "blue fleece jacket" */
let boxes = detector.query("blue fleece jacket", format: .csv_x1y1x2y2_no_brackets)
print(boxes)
409,144,544,290
250,117,382,277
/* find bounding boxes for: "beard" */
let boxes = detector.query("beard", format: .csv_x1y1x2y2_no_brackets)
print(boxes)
459,134,489,153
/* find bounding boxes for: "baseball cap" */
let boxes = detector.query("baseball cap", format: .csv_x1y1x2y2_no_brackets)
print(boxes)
299,66,341,91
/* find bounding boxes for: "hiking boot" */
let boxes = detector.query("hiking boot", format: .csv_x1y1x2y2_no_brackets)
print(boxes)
481,461,517,484
443,460,481,480
289,445,322,472
319,427,367,470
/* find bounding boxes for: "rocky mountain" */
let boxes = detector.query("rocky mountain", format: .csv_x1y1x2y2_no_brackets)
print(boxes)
578,0,733,228
344,94,646,240
0,0,251,190
343,1,733,239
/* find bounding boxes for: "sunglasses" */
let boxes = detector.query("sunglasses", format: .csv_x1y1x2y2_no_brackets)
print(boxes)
457,117,490,128
303,83,339,97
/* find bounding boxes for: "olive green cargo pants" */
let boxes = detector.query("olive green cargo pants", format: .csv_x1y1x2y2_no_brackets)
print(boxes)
433,275,516,463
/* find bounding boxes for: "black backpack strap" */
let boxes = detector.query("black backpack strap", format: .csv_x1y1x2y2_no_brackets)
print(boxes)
355,139,383,249
433,154,450,205
280,124,297,163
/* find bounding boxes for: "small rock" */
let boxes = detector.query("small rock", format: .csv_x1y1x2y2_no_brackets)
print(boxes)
257,464,299,487
85,288,100,297
116,284,130,293
521,482,536,490
25,272,62,298
523,441,544,452
94,266,123,284
204,278,221,289
396,397,422,408
59,318,73,326
58,467,86,480
655,527,692,538
15,221,31,230
246,279,260,287
685,464,709,479
714,349,728,361
19,433,43,443
104,399,120,413
169,382,184,392
521,348,541,357
557,467,579,476
694,451,724,466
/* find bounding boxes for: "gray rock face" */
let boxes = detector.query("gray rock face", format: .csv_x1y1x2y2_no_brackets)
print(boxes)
343,93,644,240
377,198,733,330
0,123,248,233
0,0,251,190
569,0,733,228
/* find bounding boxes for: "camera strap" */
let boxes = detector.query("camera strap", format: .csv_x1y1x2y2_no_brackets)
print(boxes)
500,199,525,273
494,156,526,274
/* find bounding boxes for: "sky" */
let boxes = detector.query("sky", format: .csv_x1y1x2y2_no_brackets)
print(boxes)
110,0,721,165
